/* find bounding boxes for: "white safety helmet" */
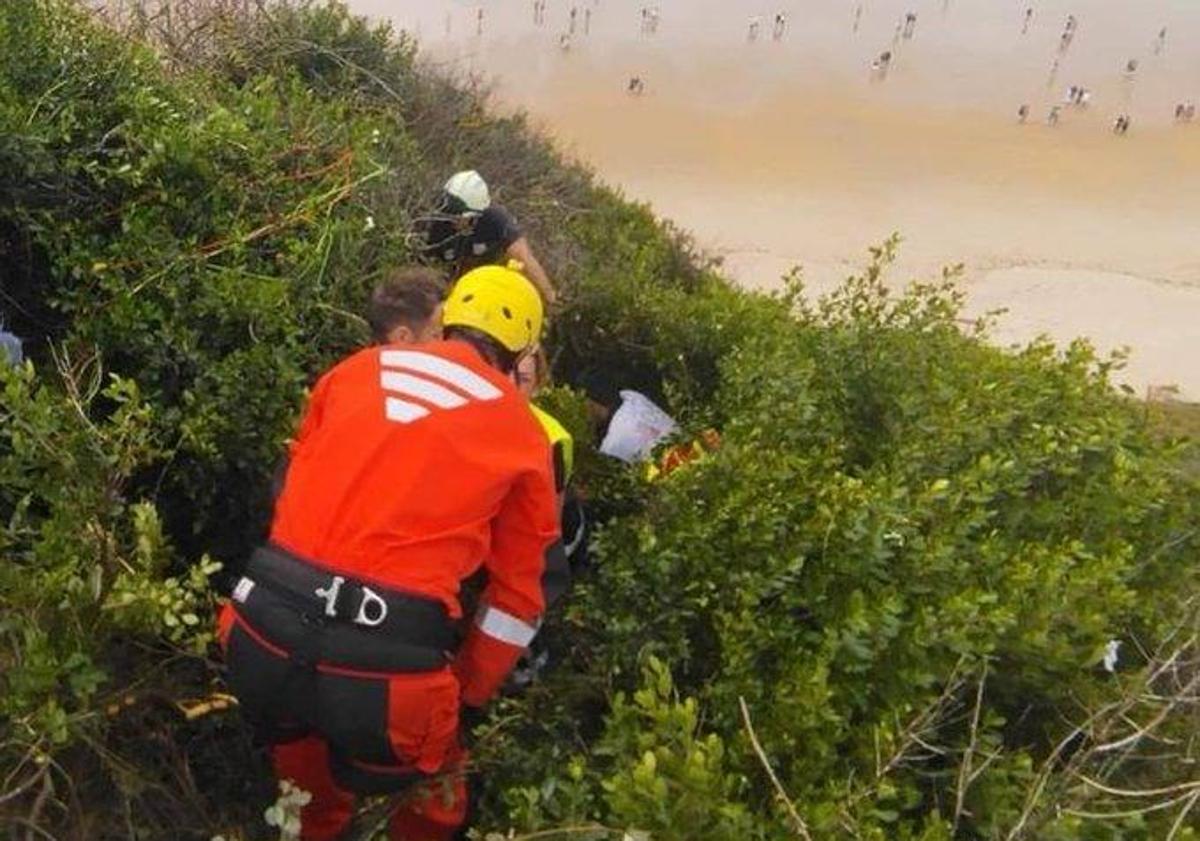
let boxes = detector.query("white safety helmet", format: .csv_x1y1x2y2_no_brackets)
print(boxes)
442,170,491,215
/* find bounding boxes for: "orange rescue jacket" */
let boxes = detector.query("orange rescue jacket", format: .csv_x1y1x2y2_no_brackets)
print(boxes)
270,340,560,705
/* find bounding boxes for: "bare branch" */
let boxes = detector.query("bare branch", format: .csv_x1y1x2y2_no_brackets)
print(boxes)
739,696,814,841
953,660,989,834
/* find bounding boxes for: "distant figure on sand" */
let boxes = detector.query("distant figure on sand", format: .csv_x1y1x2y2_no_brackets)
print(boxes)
870,51,893,80
1125,58,1139,75
559,32,572,51
1113,114,1131,135
853,5,863,33
1155,26,1167,54
1017,104,1030,123
1022,7,1033,35
569,6,577,35
1058,14,1076,51
902,12,917,39
773,12,787,41
748,16,761,42
476,6,484,36
640,7,660,35
627,76,645,96
647,7,660,34
1065,86,1090,107
1175,103,1195,123
584,8,591,35
1047,105,1061,126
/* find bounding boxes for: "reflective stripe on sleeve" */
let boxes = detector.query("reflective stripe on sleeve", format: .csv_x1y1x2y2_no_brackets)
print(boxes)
477,606,539,647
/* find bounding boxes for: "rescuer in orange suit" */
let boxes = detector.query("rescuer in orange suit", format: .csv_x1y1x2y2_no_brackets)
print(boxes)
218,264,563,840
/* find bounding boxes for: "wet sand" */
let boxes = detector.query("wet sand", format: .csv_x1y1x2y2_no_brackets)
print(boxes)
355,0,1200,397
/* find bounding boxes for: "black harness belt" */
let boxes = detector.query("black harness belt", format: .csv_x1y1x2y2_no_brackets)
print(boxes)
232,544,454,674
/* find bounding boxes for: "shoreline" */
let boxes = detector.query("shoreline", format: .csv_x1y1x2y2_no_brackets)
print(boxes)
383,0,1200,399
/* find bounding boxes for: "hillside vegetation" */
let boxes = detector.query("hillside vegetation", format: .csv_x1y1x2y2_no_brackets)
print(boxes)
1,2,1199,839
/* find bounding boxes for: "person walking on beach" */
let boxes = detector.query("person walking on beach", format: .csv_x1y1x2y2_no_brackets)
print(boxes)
870,50,893,81
1058,14,1076,52
1155,26,1167,55
1047,105,1061,126
1017,104,1030,123
773,12,787,41
1022,7,1033,35
748,16,761,42
853,4,863,33
476,6,484,36
646,6,659,34
1113,114,1130,135
903,12,917,39
1065,86,1090,107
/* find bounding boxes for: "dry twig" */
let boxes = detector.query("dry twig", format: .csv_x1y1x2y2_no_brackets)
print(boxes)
739,696,814,841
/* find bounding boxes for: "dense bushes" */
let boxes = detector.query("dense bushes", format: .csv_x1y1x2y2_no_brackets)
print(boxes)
481,251,1200,840
2,2,1199,839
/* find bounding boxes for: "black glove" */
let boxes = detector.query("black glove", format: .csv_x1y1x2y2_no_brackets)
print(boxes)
460,703,487,734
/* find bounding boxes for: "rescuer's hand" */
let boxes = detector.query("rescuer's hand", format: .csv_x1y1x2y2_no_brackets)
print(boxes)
460,703,487,735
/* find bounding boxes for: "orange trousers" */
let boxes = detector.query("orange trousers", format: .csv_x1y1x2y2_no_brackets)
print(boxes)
218,604,470,840
271,735,469,841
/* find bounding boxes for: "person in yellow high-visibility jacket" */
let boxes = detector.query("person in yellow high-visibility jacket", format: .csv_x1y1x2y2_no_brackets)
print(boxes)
515,350,585,580
509,352,587,687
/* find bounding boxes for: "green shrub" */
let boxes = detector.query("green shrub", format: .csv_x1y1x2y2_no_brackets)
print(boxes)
483,247,1200,840
2,3,1199,840
0,360,218,751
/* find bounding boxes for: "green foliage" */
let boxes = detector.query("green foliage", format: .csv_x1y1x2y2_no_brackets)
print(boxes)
0,360,218,750
597,658,763,841
487,245,1200,839
2,2,1200,840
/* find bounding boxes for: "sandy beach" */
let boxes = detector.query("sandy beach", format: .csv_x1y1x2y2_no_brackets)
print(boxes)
354,0,1200,397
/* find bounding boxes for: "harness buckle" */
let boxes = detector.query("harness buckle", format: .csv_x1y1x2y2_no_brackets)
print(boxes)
354,586,389,627
314,575,346,618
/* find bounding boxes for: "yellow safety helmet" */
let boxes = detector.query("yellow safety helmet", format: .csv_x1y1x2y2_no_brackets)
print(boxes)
444,264,544,354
